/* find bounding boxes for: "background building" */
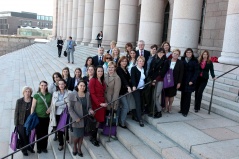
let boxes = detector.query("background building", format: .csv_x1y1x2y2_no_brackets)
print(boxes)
0,11,53,35
53,0,239,66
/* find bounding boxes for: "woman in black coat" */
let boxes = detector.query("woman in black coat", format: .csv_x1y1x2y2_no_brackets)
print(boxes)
69,68,82,91
180,48,199,117
194,50,216,112
131,56,146,127
57,36,64,57
62,67,72,90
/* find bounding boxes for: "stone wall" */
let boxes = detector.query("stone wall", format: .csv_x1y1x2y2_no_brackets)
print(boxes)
0,36,35,56
199,0,228,57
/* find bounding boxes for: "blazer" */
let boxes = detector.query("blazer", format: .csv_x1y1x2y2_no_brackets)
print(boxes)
165,59,184,86
131,66,145,88
68,77,82,91
68,92,91,128
50,90,71,127
64,77,72,90
57,40,64,49
199,61,215,79
107,49,113,55
136,50,150,71
93,55,104,67
148,55,167,81
66,40,76,51
180,57,199,92
116,67,131,95
14,97,33,126
104,72,121,110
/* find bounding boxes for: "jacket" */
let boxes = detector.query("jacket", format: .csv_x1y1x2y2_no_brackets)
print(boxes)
68,92,91,128
148,55,167,81
116,67,131,95
104,72,121,110
199,61,215,79
131,66,146,88
66,40,76,51
24,112,39,135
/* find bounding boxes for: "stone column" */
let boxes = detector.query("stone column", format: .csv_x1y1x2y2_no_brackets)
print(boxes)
218,0,239,65
52,0,58,39
60,0,64,37
170,0,203,53
81,0,94,45
63,0,68,39
76,0,85,42
117,0,138,48
71,0,78,40
102,0,120,46
138,0,165,49
90,0,105,46
56,0,61,37
67,0,73,37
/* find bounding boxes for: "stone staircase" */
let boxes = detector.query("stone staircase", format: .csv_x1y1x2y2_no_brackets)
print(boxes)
1,41,239,159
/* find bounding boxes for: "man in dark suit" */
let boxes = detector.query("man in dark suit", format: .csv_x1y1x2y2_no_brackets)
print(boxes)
107,40,117,55
93,47,104,67
136,40,150,71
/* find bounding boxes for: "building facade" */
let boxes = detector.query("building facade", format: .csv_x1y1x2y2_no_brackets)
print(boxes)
0,11,53,35
53,0,239,66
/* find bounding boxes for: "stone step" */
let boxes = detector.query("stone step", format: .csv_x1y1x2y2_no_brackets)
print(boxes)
67,143,92,159
207,80,239,94
209,75,239,88
125,119,195,159
116,126,163,159
98,133,136,159
83,136,112,159
38,143,55,159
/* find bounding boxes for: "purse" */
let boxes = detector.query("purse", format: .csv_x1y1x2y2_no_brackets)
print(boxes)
163,69,174,88
84,115,97,135
10,127,21,151
64,50,67,57
57,107,69,132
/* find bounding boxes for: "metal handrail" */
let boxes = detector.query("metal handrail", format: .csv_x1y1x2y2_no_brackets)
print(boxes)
208,66,239,114
1,81,152,159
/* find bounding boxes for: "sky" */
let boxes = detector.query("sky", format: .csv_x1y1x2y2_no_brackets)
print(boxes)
0,0,53,16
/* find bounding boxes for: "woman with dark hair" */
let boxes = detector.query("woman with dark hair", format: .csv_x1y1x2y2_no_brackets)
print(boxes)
146,44,158,76
31,81,52,153
124,43,133,59
62,67,72,90
82,57,93,77
164,49,184,113
89,66,107,146
14,86,35,156
96,31,103,47
103,53,113,73
161,41,172,59
69,68,82,91
180,48,199,117
195,50,216,112
112,47,120,64
147,48,167,117
83,65,95,88
116,56,133,128
128,50,137,75
68,80,94,156
49,72,63,94
51,79,71,151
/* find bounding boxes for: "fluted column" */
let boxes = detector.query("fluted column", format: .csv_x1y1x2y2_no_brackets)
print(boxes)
90,0,105,46
52,0,58,39
63,0,68,39
60,0,64,37
56,0,61,37
117,0,138,47
81,0,94,45
170,0,203,53
138,0,165,49
102,0,120,46
76,0,85,42
218,0,239,65
71,0,78,40
67,0,73,37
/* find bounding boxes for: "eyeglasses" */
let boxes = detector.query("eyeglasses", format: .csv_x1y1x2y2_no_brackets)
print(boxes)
106,57,111,59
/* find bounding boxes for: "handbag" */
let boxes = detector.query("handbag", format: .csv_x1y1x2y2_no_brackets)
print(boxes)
163,69,174,88
64,50,67,57
10,127,21,151
29,129,36,144
57,107,69,132
84,115,97,135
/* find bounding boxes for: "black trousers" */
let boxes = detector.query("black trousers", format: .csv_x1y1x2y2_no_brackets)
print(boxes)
17,125,32,153
132,89,143,121
58,47,62,57
55,115,69,146
195,77,208,110
180,92,192,115
36,117,49,150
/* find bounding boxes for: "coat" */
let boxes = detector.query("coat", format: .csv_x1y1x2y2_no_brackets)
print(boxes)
199,61,215,79
89,78,106,122
50,90,71,127
24,112,39,135
14,97,33,126
148,55,167,81
131,66,146,88
116,67,131,95
57,40,63,49
66,40,76,51
136,50,150,71
180,57,199,92
93,55,104,67
104,72,121,110
68,92,91,128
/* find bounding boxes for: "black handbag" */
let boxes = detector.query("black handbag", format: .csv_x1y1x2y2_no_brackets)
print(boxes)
84,115,97,134
64,50,67,57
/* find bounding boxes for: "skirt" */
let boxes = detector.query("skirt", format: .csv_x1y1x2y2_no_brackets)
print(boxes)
71,127,84,138
164,86,177,97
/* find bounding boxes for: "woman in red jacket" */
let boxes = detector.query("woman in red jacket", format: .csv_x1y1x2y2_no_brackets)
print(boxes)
89,66,107,146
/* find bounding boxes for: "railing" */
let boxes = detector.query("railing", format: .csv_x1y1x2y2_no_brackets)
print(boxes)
1,82,152,159
208,66,239,114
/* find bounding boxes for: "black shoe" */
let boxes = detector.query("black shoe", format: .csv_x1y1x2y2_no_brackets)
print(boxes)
90,137,100,147
37,149,42,154
182,114,187,117
178,110,182,113
139,120,144,127
42,149,48,153
58,146,63,151
148,113,154,117
154,112,162,118
22,152,28,156
119,123,127,129
195,110,198,113
28,148,35,153
78,152,83,157
72,151,77,156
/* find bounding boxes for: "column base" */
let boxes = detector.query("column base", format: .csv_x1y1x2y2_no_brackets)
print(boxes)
218,56,239,66
81,42,90,46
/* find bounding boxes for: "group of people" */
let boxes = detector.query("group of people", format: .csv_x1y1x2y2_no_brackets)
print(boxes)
14,39,216,157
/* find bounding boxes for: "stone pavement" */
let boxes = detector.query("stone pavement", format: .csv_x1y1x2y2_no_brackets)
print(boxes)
0,42,239,159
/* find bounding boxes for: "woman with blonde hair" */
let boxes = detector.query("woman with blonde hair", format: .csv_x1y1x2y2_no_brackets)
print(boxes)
194,50,216,112
103,54,113,73
112,47,120,64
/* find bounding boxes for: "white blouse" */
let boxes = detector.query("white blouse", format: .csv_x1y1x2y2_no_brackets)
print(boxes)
137,66,145,89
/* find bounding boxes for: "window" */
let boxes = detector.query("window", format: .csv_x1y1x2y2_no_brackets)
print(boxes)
37,15,40,20
198,0,206,44
45,16,49,21
49,17,53,21
41,15,44,20
162,2,170,42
